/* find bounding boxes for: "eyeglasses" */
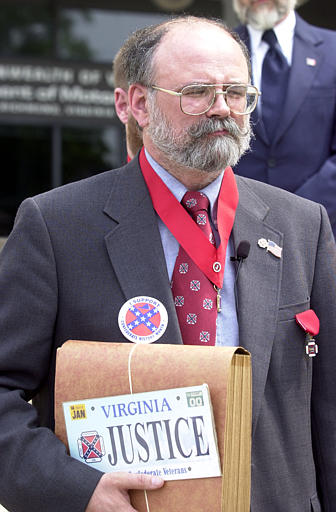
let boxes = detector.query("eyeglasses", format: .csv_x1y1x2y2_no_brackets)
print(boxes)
151,83,260,116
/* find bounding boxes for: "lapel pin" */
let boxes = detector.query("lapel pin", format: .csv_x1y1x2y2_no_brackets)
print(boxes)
258,238,282,259
306,57,316,67
295,309,320,357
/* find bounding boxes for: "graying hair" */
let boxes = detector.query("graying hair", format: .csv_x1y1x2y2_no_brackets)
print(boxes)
115,15,252,88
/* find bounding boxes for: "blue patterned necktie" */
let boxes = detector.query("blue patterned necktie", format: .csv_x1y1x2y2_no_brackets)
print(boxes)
261,29,290,139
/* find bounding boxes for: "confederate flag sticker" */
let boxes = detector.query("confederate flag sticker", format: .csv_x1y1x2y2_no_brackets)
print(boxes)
77,431,105,464
118,296,168,344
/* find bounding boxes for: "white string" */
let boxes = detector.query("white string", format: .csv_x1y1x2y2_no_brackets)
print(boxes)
128,344,138,395
144,490,150,511
127,344,150,512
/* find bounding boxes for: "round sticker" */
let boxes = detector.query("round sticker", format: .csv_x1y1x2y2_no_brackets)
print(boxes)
118,296,168,344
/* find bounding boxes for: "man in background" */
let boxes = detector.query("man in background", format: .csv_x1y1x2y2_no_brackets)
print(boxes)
233,0,336,236
113,45,143,160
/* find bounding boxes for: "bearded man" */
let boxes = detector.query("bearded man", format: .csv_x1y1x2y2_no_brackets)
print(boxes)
233,0,336,238
0,15,336,512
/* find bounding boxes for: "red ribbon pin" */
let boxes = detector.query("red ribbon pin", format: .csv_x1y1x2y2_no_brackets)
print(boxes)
295,309,320,357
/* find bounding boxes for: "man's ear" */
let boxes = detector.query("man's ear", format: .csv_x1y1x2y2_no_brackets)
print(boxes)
128,83,150,129
114,87,129,125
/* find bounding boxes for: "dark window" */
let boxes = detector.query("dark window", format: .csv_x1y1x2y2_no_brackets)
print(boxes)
58,9,170,62
0,124,51,235
0,3,53,58
62,125,124,185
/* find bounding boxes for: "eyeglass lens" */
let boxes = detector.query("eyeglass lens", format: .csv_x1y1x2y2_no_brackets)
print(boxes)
181,84,256,115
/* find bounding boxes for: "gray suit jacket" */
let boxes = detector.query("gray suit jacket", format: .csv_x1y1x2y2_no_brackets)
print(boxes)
0,157,335,512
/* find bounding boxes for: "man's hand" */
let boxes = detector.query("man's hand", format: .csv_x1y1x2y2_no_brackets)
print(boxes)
86,472,164,511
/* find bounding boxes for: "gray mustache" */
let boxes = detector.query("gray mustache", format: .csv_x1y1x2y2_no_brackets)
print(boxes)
188,118,249,138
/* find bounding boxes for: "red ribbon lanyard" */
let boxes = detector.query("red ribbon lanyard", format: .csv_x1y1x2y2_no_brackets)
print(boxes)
139,147,239,289
295,309,320,336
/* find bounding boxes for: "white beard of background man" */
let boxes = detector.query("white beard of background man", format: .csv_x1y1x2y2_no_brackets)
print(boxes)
232,0,297,30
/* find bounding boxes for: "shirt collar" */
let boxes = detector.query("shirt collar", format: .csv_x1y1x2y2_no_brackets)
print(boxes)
144,148,224,224
273,9,296,56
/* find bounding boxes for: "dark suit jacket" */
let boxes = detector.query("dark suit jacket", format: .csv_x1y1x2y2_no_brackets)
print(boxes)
0,157,336,512
235,14,336,237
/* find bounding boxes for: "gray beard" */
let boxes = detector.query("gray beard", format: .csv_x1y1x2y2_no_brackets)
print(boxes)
233,0,295,30
147,107,252,173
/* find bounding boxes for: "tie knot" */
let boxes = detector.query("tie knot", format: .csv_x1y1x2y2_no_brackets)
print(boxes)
182,191,209,216
262,29,279,50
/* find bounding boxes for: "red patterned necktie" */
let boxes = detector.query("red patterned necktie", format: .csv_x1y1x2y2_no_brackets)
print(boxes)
171,191,218,346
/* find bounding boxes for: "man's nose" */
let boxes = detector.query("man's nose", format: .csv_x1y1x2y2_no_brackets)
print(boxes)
205,91,231,118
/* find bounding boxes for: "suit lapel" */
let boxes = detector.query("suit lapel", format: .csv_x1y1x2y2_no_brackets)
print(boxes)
233,177,283,432
235,24,250,51
251,108,269,145
275,14,323,143
103,158,182,345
